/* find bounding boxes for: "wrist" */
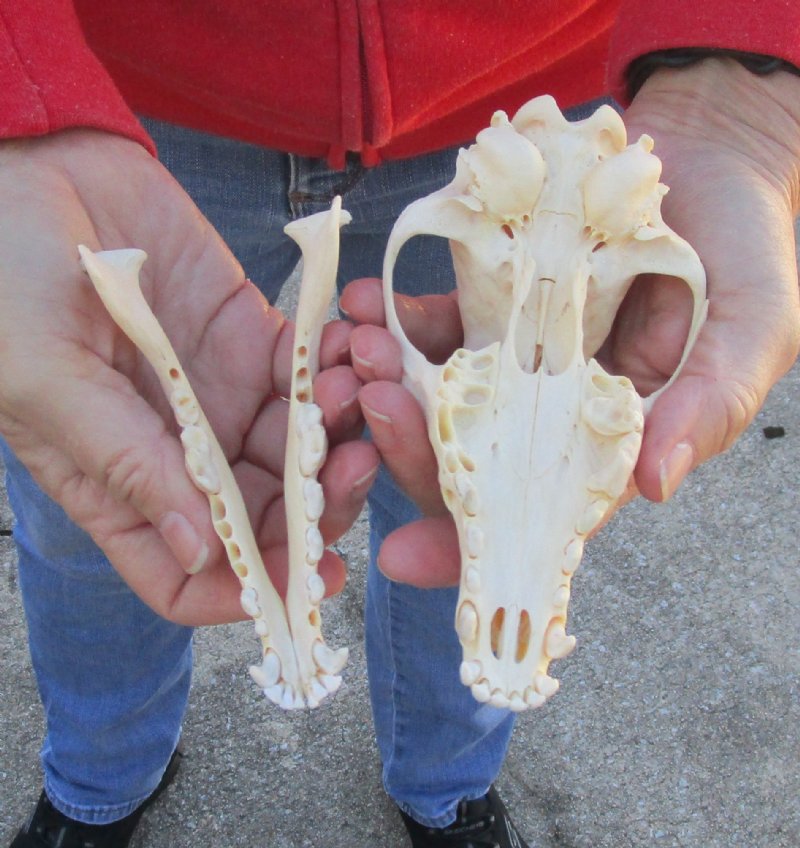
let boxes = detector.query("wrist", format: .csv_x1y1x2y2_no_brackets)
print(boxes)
626,57,800,214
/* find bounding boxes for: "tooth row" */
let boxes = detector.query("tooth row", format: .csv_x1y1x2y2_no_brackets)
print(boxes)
180,425,221,494
297,402,328,477
575,498,609,536
248,642,348,709
460,660,558,711
170,385,200,427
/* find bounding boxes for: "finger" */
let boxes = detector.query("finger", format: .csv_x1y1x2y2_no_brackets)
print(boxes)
21,364,221,577
341,276,463,363
317,440,379,541
319,319,354,368
378,516,461,587
313,364,364,445
350,324,405,383
358,381,446,516
339,277,386,326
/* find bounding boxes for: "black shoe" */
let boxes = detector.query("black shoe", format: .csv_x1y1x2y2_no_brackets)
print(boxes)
10,745,183,848
398,785,529,848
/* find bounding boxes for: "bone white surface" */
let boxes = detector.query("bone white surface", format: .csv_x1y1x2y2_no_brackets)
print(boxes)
383,98,706,710
1,248,798,848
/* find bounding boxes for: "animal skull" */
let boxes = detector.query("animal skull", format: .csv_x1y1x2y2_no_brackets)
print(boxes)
382,96,707,711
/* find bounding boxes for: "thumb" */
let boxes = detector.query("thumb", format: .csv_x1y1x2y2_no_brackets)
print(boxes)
636,372,756,502
27,363,218,576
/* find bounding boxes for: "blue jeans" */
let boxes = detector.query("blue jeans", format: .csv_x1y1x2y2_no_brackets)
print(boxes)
1,118,516,829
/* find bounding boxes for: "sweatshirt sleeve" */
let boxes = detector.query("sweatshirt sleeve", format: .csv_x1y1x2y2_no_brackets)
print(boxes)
0,0,155,153
608,0,800,105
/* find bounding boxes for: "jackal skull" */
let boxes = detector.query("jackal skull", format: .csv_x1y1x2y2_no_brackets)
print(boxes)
382,96,707,711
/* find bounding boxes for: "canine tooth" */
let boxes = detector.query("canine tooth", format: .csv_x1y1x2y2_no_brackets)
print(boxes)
313,641,349,675
545,620,576,660
249,650,282,689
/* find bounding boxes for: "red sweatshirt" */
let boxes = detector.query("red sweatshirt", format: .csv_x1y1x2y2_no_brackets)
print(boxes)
1,1,799,166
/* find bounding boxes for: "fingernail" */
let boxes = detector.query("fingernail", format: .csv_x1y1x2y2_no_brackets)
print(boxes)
159,511,210,574
352,465,379,492
351,350,374,372
659,442,694,501
339,389,360,411
360,401,393,426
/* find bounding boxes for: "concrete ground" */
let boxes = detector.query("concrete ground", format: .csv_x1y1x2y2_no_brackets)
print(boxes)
1,254,798,847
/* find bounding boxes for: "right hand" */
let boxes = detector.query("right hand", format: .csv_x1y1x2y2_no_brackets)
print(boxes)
0,129,378,624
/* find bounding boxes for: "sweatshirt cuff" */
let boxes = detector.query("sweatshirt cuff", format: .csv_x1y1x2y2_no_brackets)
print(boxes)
0,0,155,154
607,0,800,105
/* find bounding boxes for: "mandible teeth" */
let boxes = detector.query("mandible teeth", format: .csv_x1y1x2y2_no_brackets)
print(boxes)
318,673,342,694
308,677,329,706
239,587,261,619
170,387,200,426
248,650,282,689
307,573,326,605
296,402,323,431
263,683,286,706
180,425,221,494
305,527,325,563
313,641,349,675
303,478,325,521
281,684,299,710
466,524,484,558
254,618,270,638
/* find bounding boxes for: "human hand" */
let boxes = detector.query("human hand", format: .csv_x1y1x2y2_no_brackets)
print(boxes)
0,129,378,623
612,58,800,502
